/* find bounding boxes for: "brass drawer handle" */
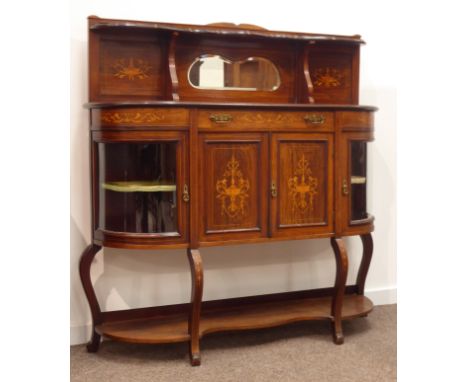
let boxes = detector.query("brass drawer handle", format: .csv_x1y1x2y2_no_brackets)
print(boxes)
209,114,233,123
304,114,325,124
271,182,277,198
342,179,349,196
183,184,190,202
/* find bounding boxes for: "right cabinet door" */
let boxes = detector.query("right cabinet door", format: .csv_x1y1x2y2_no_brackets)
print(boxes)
336,132,374,235
271,133,334,237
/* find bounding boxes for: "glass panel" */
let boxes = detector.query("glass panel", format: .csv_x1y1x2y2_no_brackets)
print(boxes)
188,55,280,91
96,142,178,233
350,141,368,221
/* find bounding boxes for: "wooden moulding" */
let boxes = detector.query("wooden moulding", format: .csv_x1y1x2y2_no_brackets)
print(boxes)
88,16,365,44
95,287,372,344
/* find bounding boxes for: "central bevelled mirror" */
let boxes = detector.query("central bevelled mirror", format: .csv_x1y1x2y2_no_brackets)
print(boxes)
188,55,280,91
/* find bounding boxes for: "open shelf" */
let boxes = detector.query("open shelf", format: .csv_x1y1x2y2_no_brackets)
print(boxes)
96,294,373,344
102,181,177,193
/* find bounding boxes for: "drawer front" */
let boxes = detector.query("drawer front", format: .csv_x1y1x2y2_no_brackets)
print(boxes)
93,108,190,128
197,110,334,131
336,111,374,131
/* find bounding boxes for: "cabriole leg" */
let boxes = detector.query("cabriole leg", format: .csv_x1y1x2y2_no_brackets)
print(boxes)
330,237,349,345
79,244,103,352
187,248,204,366
356,233,373,295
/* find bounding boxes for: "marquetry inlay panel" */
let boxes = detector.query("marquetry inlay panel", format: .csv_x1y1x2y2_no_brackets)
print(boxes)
112,58,152,80
197,110,334,131
312,67,344,88
202,138,265,235
277,141,328,226
98,108,189,127
216,155,250,220
99,38,163,97
288,154,319,215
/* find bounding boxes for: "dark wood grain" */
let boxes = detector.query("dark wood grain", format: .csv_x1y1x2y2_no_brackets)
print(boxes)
95,294,372,344
187,249,203,365
198,133,268,243
330,237,348,344
82,16,377,365
88,16,365,44
303,42,315,103
79,244,103,352
168,32,180,101
271,133,334,238
84,101,377,111
357,234,374,295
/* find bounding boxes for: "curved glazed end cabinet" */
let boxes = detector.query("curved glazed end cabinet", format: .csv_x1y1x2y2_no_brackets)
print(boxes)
80,16,377,365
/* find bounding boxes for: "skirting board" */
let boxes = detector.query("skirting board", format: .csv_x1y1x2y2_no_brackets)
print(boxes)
70,286,397,346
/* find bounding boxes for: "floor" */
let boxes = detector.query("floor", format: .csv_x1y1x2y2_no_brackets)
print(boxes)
71,304,396,382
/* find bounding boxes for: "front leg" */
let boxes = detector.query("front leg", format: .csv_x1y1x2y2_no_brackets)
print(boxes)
330,237,349,344
356,233,373,295
187,248,203,366
79,244,103,352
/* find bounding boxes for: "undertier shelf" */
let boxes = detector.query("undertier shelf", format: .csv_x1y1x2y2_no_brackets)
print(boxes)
102,181,176,193
96,294,373,344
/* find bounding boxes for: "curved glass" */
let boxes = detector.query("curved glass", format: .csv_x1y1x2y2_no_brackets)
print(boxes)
188,55,280,91
350,141,368,221
96,142,178,234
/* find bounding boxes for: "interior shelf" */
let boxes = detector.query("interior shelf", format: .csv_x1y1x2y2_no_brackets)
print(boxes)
350,176,366,184
96,294,373,344
102,181,177,193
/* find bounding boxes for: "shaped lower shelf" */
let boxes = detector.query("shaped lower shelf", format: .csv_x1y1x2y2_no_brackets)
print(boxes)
96,294,373,344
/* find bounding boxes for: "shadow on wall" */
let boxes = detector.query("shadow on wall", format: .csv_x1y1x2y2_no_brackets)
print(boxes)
70,216,91,333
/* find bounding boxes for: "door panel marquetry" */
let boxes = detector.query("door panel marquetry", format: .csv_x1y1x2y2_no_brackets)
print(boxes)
271,134,333,236
199,134,268,241
216,154,251,221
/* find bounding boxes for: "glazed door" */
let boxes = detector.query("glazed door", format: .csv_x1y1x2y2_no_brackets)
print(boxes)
336,131,374,235
198,133,268,243
271,133,334,237
92,130,189,246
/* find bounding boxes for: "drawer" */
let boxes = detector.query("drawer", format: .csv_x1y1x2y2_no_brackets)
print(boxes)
93,108,190,128
196,109,334,131
336,111,374,131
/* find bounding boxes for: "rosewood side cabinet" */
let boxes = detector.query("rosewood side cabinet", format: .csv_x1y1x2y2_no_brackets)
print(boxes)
80,16,377,366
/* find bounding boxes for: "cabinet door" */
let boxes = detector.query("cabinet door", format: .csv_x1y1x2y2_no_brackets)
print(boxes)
336,132,374,235
92,130,189,246
198,133,268,243
271,133,334,237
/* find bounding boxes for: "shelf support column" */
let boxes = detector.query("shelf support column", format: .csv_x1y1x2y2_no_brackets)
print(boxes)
357,233,373,295
79,244,103,352
187,248,204,366
330,237,349,344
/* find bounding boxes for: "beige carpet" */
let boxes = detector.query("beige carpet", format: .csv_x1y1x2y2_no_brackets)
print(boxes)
71,304,396,382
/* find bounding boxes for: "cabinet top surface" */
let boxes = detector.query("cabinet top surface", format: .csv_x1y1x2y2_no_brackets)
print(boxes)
88,16,365,44
85,101,377,111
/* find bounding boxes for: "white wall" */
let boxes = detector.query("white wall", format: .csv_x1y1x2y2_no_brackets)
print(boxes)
70,0,397,345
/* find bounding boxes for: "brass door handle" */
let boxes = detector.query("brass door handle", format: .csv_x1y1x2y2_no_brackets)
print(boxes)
304,114,325,124
271,182,277,197
183,184,190,202
209,114,233,123
342,179,349,196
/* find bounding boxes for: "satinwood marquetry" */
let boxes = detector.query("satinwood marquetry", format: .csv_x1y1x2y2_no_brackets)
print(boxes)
80,16,377,366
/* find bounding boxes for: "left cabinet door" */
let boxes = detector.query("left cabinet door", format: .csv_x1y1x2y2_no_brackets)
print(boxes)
198,133,268,243
92,130,189,248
